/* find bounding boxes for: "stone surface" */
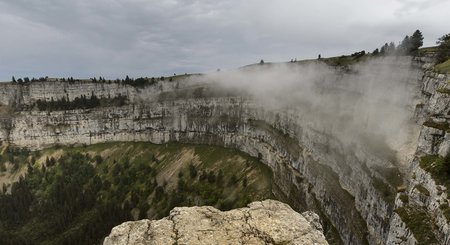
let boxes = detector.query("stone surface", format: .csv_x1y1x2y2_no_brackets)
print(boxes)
103,200,328,245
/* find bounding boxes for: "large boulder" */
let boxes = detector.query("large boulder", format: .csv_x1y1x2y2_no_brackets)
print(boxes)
104,199,328,245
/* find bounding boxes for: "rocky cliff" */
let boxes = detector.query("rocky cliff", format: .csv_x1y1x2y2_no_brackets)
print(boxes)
386,57,450,245
0,56,448,244
103,199,328,245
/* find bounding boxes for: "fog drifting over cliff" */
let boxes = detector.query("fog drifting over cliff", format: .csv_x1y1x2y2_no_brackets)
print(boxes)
202,57,421,161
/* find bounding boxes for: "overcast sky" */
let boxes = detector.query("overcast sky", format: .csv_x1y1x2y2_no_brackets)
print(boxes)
0,0,449,81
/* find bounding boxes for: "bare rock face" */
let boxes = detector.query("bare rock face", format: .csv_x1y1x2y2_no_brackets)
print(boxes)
103,200,328,245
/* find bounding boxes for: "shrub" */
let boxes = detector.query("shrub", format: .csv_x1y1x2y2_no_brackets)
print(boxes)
207,171,216,184
436,33,450,64
399,194,409,204
154,186,165,200
94,155,103,165
189,164,197,178
395,206,438,244
419,154,450,196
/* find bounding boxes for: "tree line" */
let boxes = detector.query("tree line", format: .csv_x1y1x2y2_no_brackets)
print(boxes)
10,75,175,88
35,93,127,111
324,29,450,68
370,30,450,64
372,29,424,56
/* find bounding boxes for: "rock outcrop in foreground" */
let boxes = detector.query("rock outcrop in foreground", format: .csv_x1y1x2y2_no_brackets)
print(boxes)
103,200,328,245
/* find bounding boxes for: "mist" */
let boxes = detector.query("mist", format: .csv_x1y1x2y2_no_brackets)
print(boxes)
199,56,421,162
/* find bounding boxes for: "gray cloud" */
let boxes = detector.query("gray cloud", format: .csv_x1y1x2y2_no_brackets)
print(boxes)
0,0,449,81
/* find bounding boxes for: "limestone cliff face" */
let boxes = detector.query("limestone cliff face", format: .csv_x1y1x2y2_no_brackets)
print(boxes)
103,200,328,245
0,95,389,244
386,57,450,245
0,57,447,244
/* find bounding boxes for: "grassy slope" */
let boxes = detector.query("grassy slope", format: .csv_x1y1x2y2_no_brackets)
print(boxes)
418,46,450,73
435,59,450,73
45,142,274,208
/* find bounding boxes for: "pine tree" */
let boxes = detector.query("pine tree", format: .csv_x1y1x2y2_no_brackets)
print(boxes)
380,43,389,55
398,35,411,54
387,42,396,54
436,33,450,64
409,29,424,54
372,48,379,55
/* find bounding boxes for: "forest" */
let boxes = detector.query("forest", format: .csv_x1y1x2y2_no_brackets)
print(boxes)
35,93,127,111
0,143,273,244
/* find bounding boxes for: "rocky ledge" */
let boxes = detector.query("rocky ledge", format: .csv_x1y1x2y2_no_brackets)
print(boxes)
103,200,328,245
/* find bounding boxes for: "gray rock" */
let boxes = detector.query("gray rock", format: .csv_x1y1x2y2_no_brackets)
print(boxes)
103,200,328,245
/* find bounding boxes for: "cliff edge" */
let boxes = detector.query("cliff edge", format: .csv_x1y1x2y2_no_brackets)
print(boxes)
103,199,328,245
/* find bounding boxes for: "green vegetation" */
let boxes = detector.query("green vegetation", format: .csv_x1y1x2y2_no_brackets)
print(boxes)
435,59,450,74
422,120,450,132
372,30,423,56
418,46,438,56
436,33,450,64
322,52,369,67
379,42,397,55
373,166,403,189
0,142,273,244
395,206,438,245
35,93,127,111
439,202,450,221
0,146,33,173
372,177,396,204
396,30,424,55
121,76,157,87
9,74,199,87
318,33,424,66
399,193,409,204
0,152,127,245
414,184,430,196
436,87,450,94
419,154,450,196
432,33,450,73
